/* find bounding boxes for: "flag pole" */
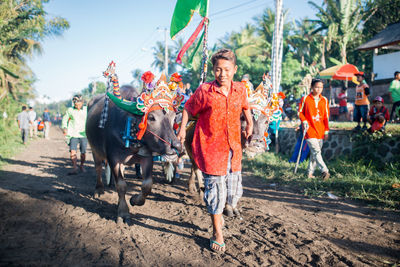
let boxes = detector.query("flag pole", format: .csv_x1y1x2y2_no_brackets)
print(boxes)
199,0,210,85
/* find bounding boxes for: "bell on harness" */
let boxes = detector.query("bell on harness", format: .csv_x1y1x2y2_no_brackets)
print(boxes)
122,117,140,148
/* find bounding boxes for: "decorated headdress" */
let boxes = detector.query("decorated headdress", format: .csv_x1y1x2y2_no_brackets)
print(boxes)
101,62,185,140
137,72,184,113
135,72,185,139
246,75,285,122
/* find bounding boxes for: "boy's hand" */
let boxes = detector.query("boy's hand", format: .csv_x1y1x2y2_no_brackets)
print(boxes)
302,121,309,132
177,128,186,144
324,134,329,140
63,129,67,135
245,123,253,139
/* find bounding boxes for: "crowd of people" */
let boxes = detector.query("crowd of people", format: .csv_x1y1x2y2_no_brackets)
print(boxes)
16,106,52,144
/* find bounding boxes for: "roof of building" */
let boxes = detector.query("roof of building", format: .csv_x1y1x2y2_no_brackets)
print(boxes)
357,22,400,51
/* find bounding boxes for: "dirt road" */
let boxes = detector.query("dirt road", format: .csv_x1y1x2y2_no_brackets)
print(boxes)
0,127,399,266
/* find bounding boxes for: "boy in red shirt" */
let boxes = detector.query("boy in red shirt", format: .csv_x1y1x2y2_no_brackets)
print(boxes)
368,96,390,133
298,79,330,180
178,49,253,252
338,87,348,120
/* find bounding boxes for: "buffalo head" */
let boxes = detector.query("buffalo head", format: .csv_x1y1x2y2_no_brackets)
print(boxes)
242,112,269,158
140,106,182,161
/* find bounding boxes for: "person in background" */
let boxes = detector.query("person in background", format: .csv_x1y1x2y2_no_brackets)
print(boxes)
28,106,37,138
61,95,88,175
177,49,253,253
368,96,390,133
353,71,370,131
17,106,30,145
337,87,348,121
298,79,330,180
241,74,254,97
42,108,51,139
185,83,192,96
389,71,400,122
179,83,190,102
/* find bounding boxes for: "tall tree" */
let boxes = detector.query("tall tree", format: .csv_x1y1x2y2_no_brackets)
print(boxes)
131,68,143,87
308,0,365,64
151,41,178,75
0,0,69,101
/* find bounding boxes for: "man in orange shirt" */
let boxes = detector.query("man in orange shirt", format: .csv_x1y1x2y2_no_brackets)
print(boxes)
178,49,253,252
298,79,330,180
353,71,370,131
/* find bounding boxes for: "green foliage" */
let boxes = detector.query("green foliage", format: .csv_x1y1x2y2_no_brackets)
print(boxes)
0,0,69,102
350,131,400,168
0,0,69,164
244,151,400,209
0,96,25,167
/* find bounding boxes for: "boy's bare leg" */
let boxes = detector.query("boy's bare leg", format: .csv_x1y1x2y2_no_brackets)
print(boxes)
69,150,79,174
211,214,225,251
80,153,86,172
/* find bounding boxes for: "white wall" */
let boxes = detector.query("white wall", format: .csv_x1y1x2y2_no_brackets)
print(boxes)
373,51,400,80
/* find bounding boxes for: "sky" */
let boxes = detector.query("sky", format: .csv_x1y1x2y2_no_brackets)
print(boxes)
28,0,321,103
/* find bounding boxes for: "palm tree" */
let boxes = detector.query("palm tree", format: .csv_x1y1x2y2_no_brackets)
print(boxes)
289,18,326,74
131,68,143,87
151,41,177,75
308,0,365,64
0,0,69,101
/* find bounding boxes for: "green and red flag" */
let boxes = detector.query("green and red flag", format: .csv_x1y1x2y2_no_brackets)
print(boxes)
170,0,208,40
170,0,209,64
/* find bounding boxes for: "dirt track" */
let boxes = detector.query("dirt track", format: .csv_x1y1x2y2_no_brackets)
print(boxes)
0,126,399,266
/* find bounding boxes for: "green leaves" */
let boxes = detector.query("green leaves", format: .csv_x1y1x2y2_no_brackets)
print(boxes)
0,0,69,102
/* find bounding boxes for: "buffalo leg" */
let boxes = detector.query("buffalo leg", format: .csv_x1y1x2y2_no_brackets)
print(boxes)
188,166,197,194
130,157,153,206
93,153,105,197
109,160,130,222
195,166,204,193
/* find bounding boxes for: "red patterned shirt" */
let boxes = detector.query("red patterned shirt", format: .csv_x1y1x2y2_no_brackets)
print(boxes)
185,80,249,176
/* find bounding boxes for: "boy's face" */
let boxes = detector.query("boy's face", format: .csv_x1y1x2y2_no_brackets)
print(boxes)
356,75,363,82
213,59,237,88
311,82,323,96
74,101,83,109
396,73,400,80
374,101,383,109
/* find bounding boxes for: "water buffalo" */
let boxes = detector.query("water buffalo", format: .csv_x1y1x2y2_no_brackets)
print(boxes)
86,85,182,223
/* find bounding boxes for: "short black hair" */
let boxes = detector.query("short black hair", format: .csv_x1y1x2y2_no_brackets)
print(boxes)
29,106,33,109
22,106,27,110
311,78,323,88
72,94,83,103
395,71,400,77
211,49,236,66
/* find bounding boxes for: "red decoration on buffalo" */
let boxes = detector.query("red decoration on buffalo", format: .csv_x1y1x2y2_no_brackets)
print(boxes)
141,71,155,84
170,72,182,82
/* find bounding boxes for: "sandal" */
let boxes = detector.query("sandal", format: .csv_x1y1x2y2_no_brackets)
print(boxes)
68,168,79,175
210,238,226,252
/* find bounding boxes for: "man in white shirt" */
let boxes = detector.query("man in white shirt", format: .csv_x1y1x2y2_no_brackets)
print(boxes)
28,106,37,138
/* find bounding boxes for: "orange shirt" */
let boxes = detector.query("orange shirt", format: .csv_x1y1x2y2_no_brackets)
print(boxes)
185,80,249,176
298,94,330,139
355,83,370,105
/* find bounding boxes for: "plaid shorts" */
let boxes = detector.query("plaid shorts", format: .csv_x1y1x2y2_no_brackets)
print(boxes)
203,150,243,214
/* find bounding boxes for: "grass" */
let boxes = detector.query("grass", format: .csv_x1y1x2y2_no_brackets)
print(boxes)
243,152,400,209
281,121,400,135
0,121,25,168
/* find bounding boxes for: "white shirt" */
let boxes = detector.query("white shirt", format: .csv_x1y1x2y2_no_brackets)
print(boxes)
28,110,36,122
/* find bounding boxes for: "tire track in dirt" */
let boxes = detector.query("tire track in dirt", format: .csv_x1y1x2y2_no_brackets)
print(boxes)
0,126,399,266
